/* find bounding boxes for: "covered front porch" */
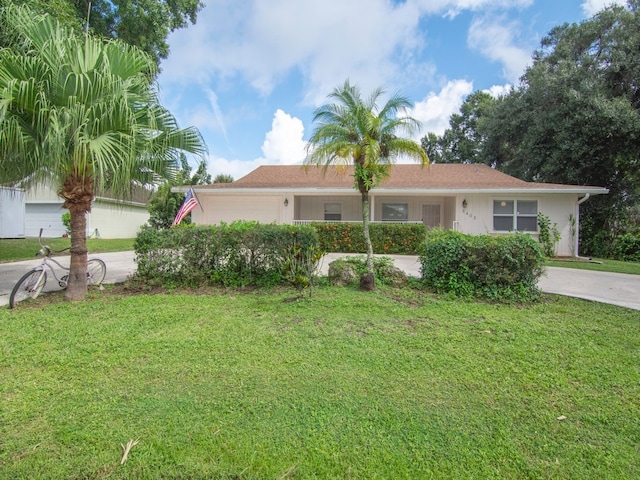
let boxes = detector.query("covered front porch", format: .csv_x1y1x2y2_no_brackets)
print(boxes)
288,194,460,230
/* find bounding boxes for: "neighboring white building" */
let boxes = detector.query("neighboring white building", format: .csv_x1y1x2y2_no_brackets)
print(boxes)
177,164,608,257
5,182,152,238
0,186,26,238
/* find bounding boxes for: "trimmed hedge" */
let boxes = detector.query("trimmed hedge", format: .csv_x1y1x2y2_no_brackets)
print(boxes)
420,229,545,302
134,222,320,288
311,222,427,254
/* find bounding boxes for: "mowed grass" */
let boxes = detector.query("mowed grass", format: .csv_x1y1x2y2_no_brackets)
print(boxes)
1,287,639,479
0,238,135,262
547,258,640,275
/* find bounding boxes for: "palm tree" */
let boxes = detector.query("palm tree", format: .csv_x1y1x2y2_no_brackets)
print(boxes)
0,5,207,301
306,80,428,290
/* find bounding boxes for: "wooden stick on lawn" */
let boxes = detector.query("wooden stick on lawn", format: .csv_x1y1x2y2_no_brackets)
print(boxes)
120,438,140,465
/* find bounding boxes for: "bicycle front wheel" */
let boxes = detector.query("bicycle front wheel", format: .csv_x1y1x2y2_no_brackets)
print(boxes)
10,269,47,308
87,259,106,286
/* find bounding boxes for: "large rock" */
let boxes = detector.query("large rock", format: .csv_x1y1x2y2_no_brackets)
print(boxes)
376,263,408,287
327,257,408,288
328,261,358,286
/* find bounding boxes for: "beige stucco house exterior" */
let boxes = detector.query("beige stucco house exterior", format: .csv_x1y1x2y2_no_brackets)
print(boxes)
181,164,608,257
22,182,150,238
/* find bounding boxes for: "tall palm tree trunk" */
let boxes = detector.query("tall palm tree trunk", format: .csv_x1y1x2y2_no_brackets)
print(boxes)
61,175,92,301
360,190,375,291
66,206,89,300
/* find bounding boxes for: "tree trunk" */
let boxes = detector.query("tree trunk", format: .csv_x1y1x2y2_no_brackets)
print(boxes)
60,174,93,302
66,205,88,301
360,190,376,291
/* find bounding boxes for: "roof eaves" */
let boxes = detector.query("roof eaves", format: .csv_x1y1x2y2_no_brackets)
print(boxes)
94,196,149,207
191,186,609,195
370,186,610,194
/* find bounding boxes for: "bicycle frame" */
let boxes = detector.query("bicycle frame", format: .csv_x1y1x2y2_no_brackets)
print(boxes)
36,255,73,288
35,248,104,289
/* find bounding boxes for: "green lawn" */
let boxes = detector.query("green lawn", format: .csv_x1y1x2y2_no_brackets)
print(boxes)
0,238,134,263
1,286,638,479
547,257,640,275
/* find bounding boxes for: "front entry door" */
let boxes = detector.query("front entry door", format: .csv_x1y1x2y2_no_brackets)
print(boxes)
422,204,441,229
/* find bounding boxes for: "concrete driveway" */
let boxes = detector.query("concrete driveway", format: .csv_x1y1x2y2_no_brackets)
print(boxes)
2,252,638,311
537,266,640,311
318,254,640,311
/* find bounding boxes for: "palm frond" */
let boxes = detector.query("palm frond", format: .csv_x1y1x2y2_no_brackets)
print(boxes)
0,3,207,200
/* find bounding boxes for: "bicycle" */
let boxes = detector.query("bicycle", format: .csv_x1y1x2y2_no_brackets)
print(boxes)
9,229,106,308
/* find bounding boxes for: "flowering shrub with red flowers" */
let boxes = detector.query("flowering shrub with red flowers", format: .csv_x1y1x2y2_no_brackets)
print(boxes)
310,222,426,254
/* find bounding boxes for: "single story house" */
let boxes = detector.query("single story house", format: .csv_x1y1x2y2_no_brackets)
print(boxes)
180,164,608,257
0,181,151,238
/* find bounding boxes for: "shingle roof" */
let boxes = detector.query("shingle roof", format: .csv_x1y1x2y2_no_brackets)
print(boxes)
96,185,154,204
201,164,606,192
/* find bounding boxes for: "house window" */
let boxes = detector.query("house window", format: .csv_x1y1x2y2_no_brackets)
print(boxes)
324,203,342,221
493,200,538,232
382,203,408,221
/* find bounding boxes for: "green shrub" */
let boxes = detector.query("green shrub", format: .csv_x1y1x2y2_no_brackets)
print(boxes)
580,228,614,258
537,212,560,257
61,212,71,236
612,232,640,262
311,222,426,254
420,229,473,297
420,229,545,302
134,222,321,289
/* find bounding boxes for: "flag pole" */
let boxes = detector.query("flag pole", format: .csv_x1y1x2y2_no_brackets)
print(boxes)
191,187,204,212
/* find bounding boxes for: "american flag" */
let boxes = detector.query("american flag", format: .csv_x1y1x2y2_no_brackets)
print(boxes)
172,188,199,226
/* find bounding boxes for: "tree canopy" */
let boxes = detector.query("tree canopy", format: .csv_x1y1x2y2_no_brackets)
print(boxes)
421,1,640,256
0,0,203,65
213,173,234,184
421,91,497,165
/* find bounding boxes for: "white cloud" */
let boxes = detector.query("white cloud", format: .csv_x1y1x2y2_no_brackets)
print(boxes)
467,16,532,83
261,110,306,165
204,77,498,180
410,0,534,16
410,80,474,137
157,0,546,168
206,154,263,182
176,88,228,140
203,88,228,141
484,84,512,98
205,108,307,182
162,0,535,104
581,0,626,16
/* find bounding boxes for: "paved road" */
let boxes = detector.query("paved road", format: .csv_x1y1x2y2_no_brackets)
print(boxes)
2,252,639,310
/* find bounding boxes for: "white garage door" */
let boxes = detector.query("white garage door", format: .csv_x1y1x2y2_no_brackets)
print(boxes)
25,203,67,237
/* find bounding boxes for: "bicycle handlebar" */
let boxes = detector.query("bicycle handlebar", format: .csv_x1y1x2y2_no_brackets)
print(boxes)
37,228,71,257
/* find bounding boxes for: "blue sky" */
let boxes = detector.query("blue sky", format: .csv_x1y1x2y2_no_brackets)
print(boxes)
157,0,626,181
